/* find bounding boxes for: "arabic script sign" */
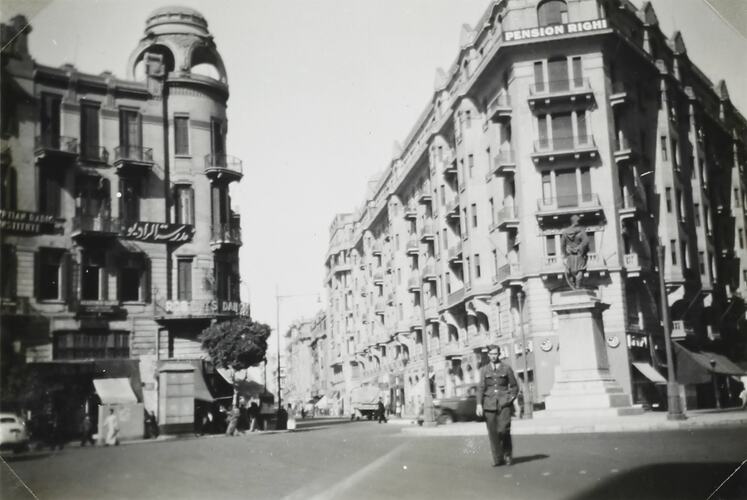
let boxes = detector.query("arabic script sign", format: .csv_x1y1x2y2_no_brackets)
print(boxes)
122,222,195,243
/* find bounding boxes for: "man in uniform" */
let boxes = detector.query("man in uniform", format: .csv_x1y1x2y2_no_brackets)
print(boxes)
476,345,519,466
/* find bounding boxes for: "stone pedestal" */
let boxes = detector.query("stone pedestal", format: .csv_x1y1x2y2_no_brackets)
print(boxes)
542,289,642,417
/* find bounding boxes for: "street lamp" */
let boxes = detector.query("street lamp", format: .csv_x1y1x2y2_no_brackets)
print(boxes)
517,289,533,419
418,279,435,426
656,244,686,420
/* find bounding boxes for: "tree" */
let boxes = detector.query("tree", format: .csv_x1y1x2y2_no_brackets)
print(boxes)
199,317,271,406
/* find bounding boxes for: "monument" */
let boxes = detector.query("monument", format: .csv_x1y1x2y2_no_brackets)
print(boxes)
542,216,641,417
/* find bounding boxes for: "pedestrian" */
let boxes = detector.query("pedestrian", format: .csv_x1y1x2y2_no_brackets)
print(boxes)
103,408,120,446
80,415,95,447
287,404,297,431
739,386,747,410
248,402,259,431
476,345,518,467
377,397,387,424
225,405,240,436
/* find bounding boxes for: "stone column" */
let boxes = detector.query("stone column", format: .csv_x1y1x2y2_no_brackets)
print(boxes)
542,289,641,417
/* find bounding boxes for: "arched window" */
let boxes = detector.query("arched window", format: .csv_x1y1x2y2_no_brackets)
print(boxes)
538,0,568,27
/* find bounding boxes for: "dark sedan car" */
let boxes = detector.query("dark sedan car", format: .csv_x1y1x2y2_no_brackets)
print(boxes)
433,385,483,424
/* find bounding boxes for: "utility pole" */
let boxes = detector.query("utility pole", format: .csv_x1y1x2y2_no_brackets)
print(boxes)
657,244,686,420
518,289,533,419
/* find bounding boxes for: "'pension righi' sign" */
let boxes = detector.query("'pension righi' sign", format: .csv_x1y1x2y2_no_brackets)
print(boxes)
504,19,608,42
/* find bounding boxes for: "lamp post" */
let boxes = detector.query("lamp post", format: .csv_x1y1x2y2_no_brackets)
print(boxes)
657,245,686,420
517,289,533,419
418,278,436,426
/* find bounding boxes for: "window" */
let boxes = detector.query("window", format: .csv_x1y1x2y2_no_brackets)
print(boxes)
546,235,557,256
739,229,744,249
670,240,677,265
211,118,225,156
54,330,129,360
576,111,587,140
37,248,65,301
174,116,190,155
471,203,478,228
177,258,192,301
694,204,700,227
538,115,549,148
492,250,498,276
462,208,469,238
665,188,672,212
119,109,142,157
174,185,195,225
40,93,62,147
580,167,592,201
660,136,668,161
1,165,17,210
533,62,545,93
541,171,553,203
119,254,148,302
465,110,471,129
571,56,583,87
38,167,62,216
735,189,741,208
475,254,481,278
445,272,451,294
80,102,101,160
119,177,140,226
556,169,577,206
537,0,568,27
548,57,569,92
468,154,474,178
1,244,16,299
465,256,471,284
81,250,106,301
698,252,705,275
489,198,495,225
440,185,446,206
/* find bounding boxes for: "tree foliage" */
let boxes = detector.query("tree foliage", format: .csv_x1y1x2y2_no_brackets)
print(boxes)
199,317,271,371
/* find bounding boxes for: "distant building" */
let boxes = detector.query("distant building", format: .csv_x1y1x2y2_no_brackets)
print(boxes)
322,0,747,415
0,7,248,428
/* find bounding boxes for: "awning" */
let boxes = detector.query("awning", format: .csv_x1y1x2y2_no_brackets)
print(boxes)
93,378,137,404
217,368,265,399
632,362,667,384
189,360,214,403
315,395,329,408
674,343,746,385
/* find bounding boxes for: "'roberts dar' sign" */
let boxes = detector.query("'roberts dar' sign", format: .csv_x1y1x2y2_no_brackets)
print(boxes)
504,19,608,42
122,222,195,243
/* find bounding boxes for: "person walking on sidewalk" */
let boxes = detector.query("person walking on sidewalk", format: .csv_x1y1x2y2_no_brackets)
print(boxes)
80,415,95,447
377,398,388,424
476,345,518,467
225,405,240,436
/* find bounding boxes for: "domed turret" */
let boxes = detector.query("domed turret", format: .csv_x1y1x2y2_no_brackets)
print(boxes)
127,5,227,85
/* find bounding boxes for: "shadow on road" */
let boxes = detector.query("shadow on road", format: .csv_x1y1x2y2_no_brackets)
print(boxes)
568,462,747,500
1,451,53,463
512,453,549,465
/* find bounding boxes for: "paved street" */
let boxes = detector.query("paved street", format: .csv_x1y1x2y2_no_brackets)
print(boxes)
2,419,745,500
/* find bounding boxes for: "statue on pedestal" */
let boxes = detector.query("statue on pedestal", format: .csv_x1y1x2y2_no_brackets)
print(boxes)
560,215,590,289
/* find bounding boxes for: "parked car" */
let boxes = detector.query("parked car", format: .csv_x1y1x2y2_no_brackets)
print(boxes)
0,413,29,453
433,385,483,424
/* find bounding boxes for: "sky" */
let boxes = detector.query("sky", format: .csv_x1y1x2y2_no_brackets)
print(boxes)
2,0,746,351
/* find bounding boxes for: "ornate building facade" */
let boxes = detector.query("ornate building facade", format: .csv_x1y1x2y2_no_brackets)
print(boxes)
323,0,746,416
1,7,247,425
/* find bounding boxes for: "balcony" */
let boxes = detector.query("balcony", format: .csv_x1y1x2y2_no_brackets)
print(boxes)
374,300,386,315
79,144,110,164
407,274,421,291
34,135,78,165
386,293,395,305
404,204,418,219
535,193,603,225
623,252,650,277
418,183,433,204
113,145,155,176
609,81,629,107
492,204,519,231
419,221,435,241
531,135,598,164
421,263,438,281
424,299,439,321
204,154,243,183
444,198,460,219
619,193,643,220
371,241,382,255
528,78,594,110
443,157,458,176
406,238,420,255
332,262,352,275
487,90,512,121
210,222,242,249
613,134,635,164
71,215,121,241
447,243,463,263
447,288,465,307
373,270,384,284
488,148,516,177
494,262,521,286
541,255,563,275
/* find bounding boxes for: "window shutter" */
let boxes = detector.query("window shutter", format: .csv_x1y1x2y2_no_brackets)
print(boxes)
143,256,152,303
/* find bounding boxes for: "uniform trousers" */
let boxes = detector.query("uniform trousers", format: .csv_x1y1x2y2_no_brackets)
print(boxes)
484,406,513,464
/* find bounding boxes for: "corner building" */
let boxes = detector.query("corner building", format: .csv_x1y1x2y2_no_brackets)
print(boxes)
1,8,246,426
324,0,747,416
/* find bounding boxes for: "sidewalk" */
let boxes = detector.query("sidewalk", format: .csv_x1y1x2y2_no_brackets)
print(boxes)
399,407,747,436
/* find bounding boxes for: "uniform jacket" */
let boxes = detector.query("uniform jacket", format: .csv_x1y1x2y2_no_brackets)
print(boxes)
476,361,519,411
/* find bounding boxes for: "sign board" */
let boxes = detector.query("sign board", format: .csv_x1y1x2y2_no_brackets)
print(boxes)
122,222,195,243
0,210,61,234
161,299,251,317
504,19,608,42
